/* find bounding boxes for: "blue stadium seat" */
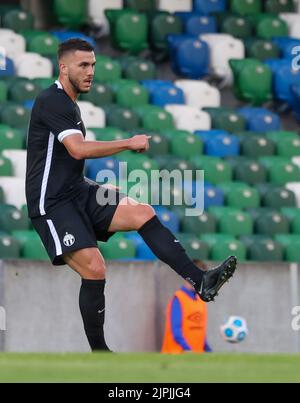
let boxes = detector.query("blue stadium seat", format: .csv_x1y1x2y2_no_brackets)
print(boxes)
154,206,180,233
238,107,281,132
183,14,217,36
264,59,300,104
204,184,225,208
272,37,300,60
168,34,210,79
85,158,120,181
141,81,185,107
0,57,15,77
124,232,157,260
193,0,227,15
205,134,240,158
23,100,35,110
51,31,96,47
194,129,229,143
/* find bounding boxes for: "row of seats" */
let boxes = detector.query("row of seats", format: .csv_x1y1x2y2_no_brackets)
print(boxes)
2,226,300,262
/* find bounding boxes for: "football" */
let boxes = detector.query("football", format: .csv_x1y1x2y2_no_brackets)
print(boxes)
220,316,248,344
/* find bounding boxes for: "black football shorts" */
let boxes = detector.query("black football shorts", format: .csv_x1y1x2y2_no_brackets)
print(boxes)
31,182,127,266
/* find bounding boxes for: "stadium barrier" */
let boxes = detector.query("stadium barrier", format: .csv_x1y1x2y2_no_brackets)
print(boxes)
0,259,299,353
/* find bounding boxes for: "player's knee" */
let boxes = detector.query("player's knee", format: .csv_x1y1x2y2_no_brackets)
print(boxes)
84,253,106,280
135,204,156,229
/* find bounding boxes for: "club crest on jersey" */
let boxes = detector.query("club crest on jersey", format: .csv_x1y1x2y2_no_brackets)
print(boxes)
63,233,75,247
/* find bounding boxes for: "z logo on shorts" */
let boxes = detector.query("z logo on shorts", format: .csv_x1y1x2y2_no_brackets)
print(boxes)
63,232,75,247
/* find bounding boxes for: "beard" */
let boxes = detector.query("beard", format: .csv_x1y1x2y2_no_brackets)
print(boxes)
69,75,91,94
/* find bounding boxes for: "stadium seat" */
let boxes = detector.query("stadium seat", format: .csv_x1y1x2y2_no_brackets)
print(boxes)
12,230,49,261
0,204,29,233
254,210,290,236
265,130,299,143
220,182,260,209
193,0,227,15
85,158,120,182
135,105,174,131
168,35,210,79
147,83,185,107
126,0,157,11
154,207,180,233
8,79,41,103
277,137,300,158
175,80,221,109
184,15,217,36
0,234,20,259
165,105,211,132
181,211,217,235
122,58,157,81
230,0,262,16
200,34,245,86
275,234,300,262
80,83,114,107
124,232,156,260
218,210,254,237
265,59,300,105
252,14,289,39
0,126,23,152
53,0,87,29
219,15,253,40
14,53,53,79
2,9,34,32
260,186,297,208
240,135,276,158
191,156,233,185
230,58,272,105
170,131,203,159
260,156,300,185
90,127,129,142
238,107,281,132
88,0,122,34
94,56,122,83
203,108,246,133
105,9,148,54
265,0,295,13
205,134,240,158
0,57,15,78
0,30,26,61
99,237,136,260
279,13,300,39
0,104,30,129
208,236,247,261
24,31,59,57
105,105,140,131
233,159,268,185
114,81,149,108
176,234,210,260
147,133,170,156
77,102,105,128
203,185,225,209
150,12,183,56
2,150,27,179
241,235,284,262
245,39,280,61
158,0,192,12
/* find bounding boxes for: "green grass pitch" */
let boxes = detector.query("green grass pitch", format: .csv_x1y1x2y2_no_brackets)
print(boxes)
0,353,300,383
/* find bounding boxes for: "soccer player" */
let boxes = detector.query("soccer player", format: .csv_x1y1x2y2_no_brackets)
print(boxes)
25,39,237,352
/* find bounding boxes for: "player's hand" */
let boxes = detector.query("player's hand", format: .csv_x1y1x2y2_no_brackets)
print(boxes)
128,135,151,153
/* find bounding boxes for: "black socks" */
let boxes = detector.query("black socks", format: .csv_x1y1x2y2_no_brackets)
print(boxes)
138,216,204,289
79,279,110,352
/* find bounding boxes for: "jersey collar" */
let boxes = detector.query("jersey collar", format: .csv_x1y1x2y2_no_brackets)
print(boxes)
55,80,63,90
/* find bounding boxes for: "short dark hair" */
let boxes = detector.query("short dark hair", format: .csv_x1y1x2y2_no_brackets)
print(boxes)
58,39,94,60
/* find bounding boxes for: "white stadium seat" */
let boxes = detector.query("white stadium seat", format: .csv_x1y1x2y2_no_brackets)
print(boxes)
85,130,96,141
165,105,211,131
175,79,221,109
2,150,27,179
201,34,245,86
280,13,300,39
158,0,192,12
14,53,53,79
77,101,106,128
0,30,26,61
0,177,26,209
88,0,122,34
286,183,300,208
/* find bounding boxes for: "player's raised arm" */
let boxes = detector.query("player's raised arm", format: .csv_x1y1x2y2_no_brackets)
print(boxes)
62,134,152,160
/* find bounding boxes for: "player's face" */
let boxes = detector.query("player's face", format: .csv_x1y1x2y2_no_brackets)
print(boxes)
65,51,96,94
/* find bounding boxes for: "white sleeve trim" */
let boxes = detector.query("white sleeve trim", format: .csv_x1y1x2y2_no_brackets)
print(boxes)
58,129,83,143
